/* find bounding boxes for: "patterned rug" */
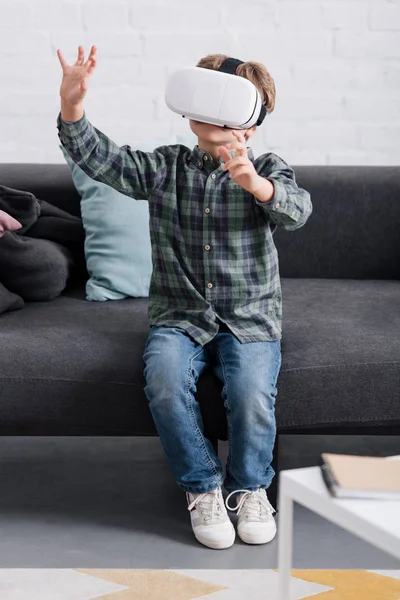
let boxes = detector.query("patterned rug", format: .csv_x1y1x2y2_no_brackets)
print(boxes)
1,568,400,599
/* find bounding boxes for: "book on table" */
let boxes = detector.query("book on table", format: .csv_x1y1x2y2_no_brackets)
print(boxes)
320,453,400,500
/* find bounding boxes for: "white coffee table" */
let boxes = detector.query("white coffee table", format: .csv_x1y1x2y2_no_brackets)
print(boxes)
277,456,400,599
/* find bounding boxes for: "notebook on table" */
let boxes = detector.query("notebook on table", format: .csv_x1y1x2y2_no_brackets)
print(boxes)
320,453,400,500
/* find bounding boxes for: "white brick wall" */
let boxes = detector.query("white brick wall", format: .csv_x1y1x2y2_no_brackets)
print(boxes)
0,0,399,165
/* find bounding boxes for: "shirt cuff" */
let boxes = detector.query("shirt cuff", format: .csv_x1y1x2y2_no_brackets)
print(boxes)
255,179,300,220
254,178,286,209
57,111,88,134
57,111,97,159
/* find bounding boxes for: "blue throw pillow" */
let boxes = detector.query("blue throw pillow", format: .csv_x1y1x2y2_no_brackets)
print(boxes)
61,145,152,301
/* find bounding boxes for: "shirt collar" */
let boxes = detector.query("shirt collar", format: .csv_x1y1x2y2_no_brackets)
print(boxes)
190,144,254,172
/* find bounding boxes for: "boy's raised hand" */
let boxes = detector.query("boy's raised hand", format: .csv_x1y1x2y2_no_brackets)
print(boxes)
57,45,97,107
218,130,261,195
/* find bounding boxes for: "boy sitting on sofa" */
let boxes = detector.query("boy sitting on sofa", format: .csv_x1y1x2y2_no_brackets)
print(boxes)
57,45,312,550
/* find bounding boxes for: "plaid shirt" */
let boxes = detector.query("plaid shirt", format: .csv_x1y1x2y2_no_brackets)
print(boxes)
57,113,312,346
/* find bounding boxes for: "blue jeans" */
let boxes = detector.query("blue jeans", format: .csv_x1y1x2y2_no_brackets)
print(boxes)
143,325,281,494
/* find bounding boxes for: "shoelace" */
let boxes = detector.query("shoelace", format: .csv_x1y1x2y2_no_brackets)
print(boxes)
225,489,276,520
187,489,224,522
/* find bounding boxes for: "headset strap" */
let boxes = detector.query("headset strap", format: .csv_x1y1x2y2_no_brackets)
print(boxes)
218,57,268,125
217,57,244,75
257,105,267,126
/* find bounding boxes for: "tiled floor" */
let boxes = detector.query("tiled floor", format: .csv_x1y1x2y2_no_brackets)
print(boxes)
0,435,399,570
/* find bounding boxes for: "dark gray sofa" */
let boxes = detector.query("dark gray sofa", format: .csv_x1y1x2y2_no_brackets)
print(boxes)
1,164,399,505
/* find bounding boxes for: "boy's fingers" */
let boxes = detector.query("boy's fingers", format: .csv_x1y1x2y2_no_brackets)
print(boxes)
84,45,97,68
85,57,96,72
231,141,247,156
222,152,249,171
232,129,246,144
230,162,250,174
87,60,96,76
57,49,69,70
222,156,248,171
218,145,231,163
232,131,247,155
229,166,249,179
86,55,97,75
219,143,244,163
75,45,85,66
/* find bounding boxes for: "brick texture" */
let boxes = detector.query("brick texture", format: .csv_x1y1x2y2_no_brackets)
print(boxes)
0,0,399,164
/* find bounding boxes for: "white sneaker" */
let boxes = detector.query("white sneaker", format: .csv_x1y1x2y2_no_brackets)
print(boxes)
187,487,236,550
225,488,277,545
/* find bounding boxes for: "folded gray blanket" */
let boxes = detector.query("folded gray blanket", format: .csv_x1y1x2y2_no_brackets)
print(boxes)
0,232,72,302
0,281,24,314
0,183,84,315
0,184,40,234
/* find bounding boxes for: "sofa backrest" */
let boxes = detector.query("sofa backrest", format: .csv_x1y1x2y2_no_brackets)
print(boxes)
0,164,81,217
0,163,399,280
275,165,400,280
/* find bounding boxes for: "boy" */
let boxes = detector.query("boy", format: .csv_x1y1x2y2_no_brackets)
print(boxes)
57,46,312,550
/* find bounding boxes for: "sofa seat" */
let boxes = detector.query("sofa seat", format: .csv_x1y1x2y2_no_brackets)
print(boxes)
279,278,400,430
1,278,398,435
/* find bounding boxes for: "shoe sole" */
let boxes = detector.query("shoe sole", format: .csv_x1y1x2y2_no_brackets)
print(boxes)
238,522,277,545
194,527,236,550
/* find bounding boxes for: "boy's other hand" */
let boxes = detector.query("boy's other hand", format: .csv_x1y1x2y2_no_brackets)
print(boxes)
218,130,261,195
57,45,97,119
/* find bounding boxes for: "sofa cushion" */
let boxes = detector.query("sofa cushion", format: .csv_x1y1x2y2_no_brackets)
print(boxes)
278,278,400,430
61,147,152,301
0,279,399,434
0,288,154,435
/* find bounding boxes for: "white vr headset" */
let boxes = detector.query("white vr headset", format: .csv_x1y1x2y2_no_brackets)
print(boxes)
165,57,267,130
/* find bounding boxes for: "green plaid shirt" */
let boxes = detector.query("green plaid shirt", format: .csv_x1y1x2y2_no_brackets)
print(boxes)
58,113,312,346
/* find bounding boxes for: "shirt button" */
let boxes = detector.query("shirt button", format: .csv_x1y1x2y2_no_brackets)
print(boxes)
291,210,296,217
211,174,216,180
198,161,202,167
205,208,210,214
207,282,213,289
204,155,208,161
204,244,211,251
275,202,280,209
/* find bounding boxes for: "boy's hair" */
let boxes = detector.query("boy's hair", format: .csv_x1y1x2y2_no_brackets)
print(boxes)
196,54,276,114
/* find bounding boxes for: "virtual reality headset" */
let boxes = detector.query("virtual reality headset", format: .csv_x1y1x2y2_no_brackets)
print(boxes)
165,57,267,130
